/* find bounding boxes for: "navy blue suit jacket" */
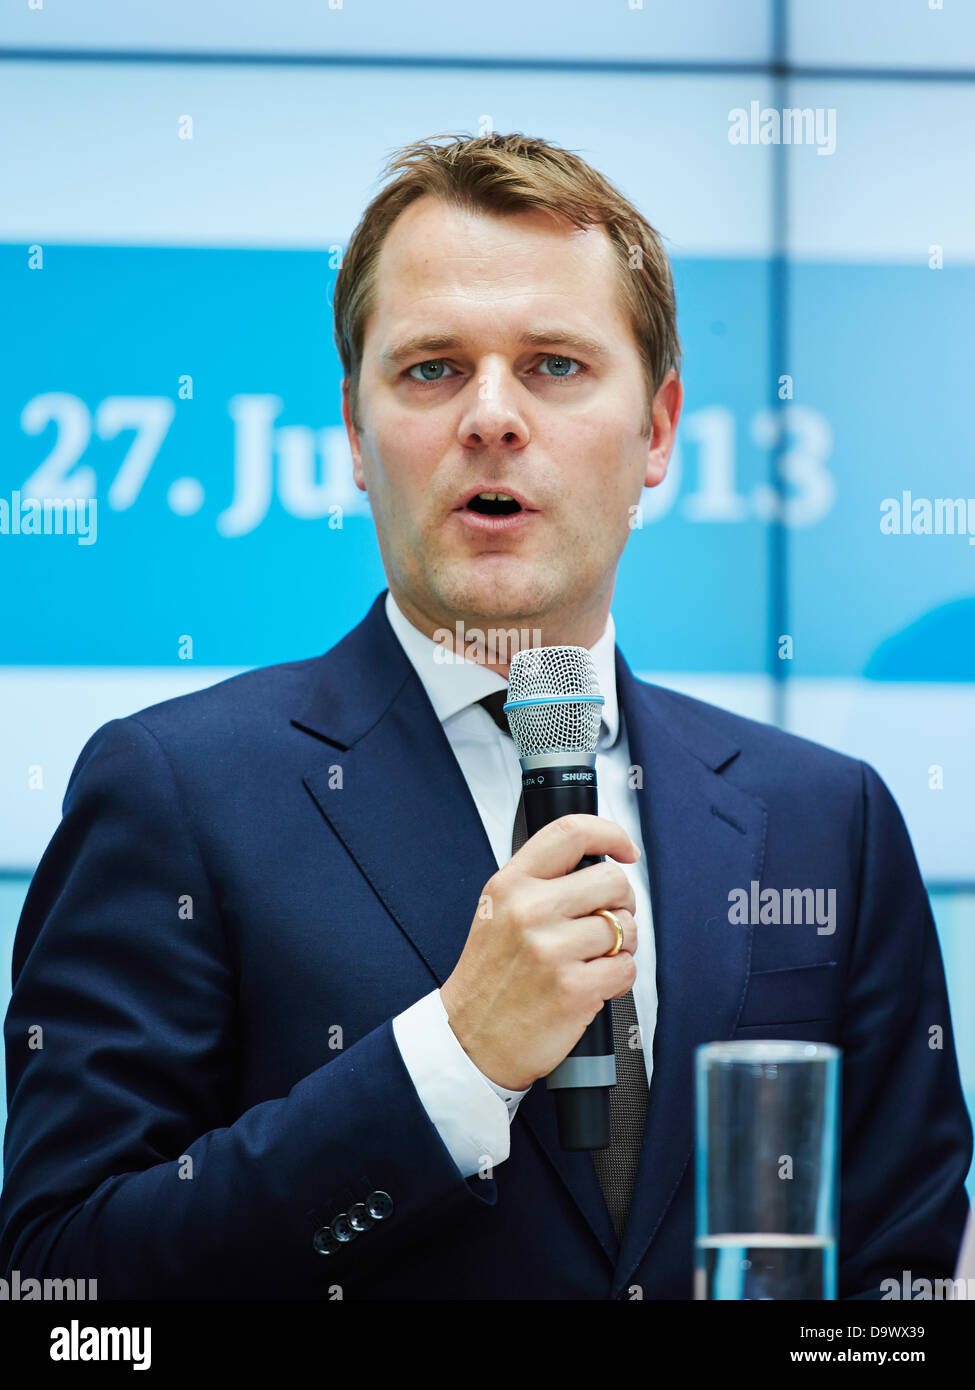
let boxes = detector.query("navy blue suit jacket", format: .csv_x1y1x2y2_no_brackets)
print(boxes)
1,590,971,1299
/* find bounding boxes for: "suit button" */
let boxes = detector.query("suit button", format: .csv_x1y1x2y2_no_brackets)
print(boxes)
348,1202,375,1232
366,1190,393,1221
331,1211,356,1242
313,1227,340,1255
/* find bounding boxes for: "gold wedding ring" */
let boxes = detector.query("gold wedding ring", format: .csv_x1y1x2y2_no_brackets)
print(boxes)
594,908,624,957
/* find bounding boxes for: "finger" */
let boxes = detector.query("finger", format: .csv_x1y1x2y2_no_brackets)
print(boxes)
577,908,638,962
584,953,639,1004
547,857,638,920
515,814,640,880
538,909,637,964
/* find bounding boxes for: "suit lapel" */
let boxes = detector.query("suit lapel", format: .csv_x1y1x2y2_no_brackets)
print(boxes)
292,592,767,1283
295,589,499,991
611,647,767,1293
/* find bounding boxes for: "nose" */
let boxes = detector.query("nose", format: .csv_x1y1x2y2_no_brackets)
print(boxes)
456,361,530,451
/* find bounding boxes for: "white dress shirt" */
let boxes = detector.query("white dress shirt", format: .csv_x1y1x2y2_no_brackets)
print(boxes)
387,590,657,1178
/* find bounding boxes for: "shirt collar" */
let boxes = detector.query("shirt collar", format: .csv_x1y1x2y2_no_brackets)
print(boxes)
384,589,620,748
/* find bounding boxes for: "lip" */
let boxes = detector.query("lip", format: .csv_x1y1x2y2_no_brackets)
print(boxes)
451,484,540,535
453,507,539,534
453,484,537,512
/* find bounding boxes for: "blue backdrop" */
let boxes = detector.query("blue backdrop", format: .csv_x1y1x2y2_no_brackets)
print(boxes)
1,0,973,1195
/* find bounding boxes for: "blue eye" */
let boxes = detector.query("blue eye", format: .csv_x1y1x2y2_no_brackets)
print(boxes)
407,360,455,381
405,354,584,384
536,355,582,377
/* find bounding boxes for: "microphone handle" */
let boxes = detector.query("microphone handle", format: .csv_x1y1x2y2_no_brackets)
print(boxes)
520,758,615,1151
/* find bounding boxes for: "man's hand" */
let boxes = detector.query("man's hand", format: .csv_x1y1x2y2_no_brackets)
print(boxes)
439,814,640,1091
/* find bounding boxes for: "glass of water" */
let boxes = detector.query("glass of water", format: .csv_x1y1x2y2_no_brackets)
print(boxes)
694,1040,841,1300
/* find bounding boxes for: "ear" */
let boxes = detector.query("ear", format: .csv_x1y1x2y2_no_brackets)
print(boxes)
644,370,683,489
341,378,366,493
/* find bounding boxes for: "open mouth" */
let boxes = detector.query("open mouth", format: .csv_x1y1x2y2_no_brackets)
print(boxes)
465,493,523,517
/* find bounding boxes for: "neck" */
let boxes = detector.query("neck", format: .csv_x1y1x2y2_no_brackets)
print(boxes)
389,589,610,678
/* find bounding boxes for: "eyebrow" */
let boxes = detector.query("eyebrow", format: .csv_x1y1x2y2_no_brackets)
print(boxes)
379,328,612,370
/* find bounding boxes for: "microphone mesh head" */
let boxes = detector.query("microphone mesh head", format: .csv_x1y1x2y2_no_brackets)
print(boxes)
504,645,604,756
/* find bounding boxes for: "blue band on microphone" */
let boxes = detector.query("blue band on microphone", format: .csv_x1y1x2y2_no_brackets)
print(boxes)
545,1054,617,1089
502,695,605,712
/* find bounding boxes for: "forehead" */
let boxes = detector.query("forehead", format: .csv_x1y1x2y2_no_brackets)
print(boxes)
366,195,627,347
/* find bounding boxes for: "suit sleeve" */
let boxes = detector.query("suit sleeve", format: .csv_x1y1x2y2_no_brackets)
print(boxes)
838,760,973,1299
0,716,499,1299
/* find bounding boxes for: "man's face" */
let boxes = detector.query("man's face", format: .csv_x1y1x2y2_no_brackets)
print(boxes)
343,193,682,664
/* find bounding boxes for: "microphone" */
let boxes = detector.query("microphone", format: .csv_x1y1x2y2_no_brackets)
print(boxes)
503,644,615,1152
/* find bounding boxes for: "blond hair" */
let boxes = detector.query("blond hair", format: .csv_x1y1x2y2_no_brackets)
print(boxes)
333,131,681,434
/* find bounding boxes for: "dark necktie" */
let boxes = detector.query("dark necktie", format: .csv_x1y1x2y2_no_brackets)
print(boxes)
478,690,529,856
477,689,649,1242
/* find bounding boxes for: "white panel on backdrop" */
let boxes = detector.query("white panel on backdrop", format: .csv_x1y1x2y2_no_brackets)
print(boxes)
9,669,975,887
789,0,975,71
0,0,772,63
0,668,772,872
0,64,775,256
0,669,244,872
787,681,975,886
787,80,975,264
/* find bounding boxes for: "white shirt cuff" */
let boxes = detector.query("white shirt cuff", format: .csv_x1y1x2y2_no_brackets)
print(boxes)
391,987,530,1179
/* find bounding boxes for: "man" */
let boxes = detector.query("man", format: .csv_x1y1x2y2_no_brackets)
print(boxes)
1,133,970,1301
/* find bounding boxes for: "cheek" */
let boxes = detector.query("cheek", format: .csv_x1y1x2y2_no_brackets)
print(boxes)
385,408,436,448
563,404,629,462
370,441,434,507
375,416,445,488
566,426,633,516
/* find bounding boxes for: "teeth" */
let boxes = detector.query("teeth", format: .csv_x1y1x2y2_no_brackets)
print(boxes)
477,492,515,501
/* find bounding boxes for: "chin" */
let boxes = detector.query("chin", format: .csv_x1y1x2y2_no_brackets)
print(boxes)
453,570,559,623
